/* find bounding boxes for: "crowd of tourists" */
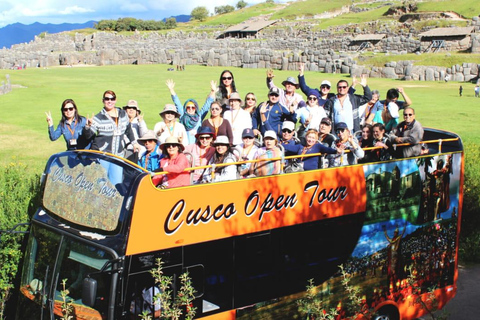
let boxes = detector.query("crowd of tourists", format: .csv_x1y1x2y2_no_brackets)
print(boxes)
46,66,424,188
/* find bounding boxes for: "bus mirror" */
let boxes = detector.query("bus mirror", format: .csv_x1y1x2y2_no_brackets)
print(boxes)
82,277,97,307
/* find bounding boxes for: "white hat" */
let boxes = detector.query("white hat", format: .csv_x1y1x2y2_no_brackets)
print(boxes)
320,80,332,87
264,130,278,140
213,135,231,146
159,104,181,117
282,121,295,131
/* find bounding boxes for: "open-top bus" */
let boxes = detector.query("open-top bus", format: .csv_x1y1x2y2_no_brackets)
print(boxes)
15,127,463,320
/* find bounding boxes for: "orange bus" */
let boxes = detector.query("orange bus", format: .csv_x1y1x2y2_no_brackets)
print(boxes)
15,127,464,320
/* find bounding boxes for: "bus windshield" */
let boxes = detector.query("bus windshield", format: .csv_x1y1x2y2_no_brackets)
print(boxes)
42,152,144,232
18,225,114,320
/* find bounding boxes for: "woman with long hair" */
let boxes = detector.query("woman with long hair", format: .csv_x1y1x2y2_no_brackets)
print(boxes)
46,98,88,150
243,92,258,115
216,70,237,112
201,101,234,144
358,124,374,163
202,136,237,183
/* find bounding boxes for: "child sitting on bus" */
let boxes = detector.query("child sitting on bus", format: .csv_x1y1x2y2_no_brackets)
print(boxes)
249,130,283,177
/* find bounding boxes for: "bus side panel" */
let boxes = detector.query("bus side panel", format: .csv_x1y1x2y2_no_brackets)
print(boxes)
126,166,366,255
234,154,463,319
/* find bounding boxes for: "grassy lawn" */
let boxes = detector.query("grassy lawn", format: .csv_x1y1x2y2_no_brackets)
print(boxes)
0,64,478,171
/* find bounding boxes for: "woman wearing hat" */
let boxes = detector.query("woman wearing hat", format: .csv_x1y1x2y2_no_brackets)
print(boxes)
185,126,216,184
223,92,252,146
234,128,259,178
166,79,217,144
46,99,89,150
123,99,148,157
137,130,162,172
249,130,283,177
153,136,190,188
202,136,237,183
153,104,189,148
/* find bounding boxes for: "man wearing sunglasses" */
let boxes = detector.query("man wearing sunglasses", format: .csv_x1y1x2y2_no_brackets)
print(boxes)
323,75,372,134
389,107,424,158
298,63,336,107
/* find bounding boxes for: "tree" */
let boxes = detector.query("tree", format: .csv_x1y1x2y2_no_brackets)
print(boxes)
190,6,209,21
237,1,248,9
165,17,177,29
215,5,235,15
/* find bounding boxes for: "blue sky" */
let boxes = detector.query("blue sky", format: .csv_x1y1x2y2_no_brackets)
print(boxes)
0,0,287,28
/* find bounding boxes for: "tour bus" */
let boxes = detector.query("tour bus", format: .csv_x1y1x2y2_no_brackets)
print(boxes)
15,127,463,320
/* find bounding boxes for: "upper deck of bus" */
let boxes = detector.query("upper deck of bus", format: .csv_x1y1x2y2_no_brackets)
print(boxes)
34,127,463,257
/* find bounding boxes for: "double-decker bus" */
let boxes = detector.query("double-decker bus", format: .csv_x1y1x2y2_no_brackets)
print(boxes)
15,127,463,320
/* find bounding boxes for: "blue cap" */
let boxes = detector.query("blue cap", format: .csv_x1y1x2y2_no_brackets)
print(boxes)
242,128,255,138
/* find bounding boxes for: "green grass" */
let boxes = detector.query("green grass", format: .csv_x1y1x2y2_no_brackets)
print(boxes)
0,64,478,171
358,52,480,68
416,0,479,18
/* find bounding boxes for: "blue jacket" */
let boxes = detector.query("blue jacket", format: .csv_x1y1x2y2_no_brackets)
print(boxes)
252,102,297,138
138,145,163,172
49,116,88,150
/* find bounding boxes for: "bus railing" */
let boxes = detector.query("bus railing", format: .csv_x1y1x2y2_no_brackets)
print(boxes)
151,137,460,180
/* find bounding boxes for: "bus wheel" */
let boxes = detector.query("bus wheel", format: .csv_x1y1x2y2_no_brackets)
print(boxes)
374,305,400,320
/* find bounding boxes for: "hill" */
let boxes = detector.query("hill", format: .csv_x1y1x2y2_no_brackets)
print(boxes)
0,21,96,49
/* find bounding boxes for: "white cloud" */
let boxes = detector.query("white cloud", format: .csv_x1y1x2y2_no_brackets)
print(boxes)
59,6,94,15
0,0,290,27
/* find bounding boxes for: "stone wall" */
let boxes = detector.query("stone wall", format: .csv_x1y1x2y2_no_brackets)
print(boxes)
0,29,478,83
352,61,479,82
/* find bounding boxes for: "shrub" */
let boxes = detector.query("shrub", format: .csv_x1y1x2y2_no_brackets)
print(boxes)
0,160,41,318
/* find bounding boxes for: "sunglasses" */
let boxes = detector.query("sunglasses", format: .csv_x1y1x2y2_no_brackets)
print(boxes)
144,139,156,144
269,93,279,97
243,136,254,139
103,97,116,101
63,107,75,111
186,106,196,110
199,136,212,140
211,107,221,111
222,76,232,80
308,96,318,101
164,111,176,115
165,144,178,148
337,86,348,89
125,106,137,110
282,129,293,133
336,128,347,133
404,113,413,116
246,97,256,101
321,85,331,89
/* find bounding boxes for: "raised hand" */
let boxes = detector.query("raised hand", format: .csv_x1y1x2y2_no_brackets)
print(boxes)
259,102,268,114
85,114,94,127
166,79,175,95
210,80,218,93
266,69,275,79
351,75,358,87
137,113,144,122
45,111,53,126
299,63,305,76
360,74,368,87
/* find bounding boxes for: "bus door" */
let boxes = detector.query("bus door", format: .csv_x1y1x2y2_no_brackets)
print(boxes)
17,223,117,320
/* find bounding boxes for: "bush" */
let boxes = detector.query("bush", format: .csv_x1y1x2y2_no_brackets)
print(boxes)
190,6,209,22
459,142,480,263
0,160,41,318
